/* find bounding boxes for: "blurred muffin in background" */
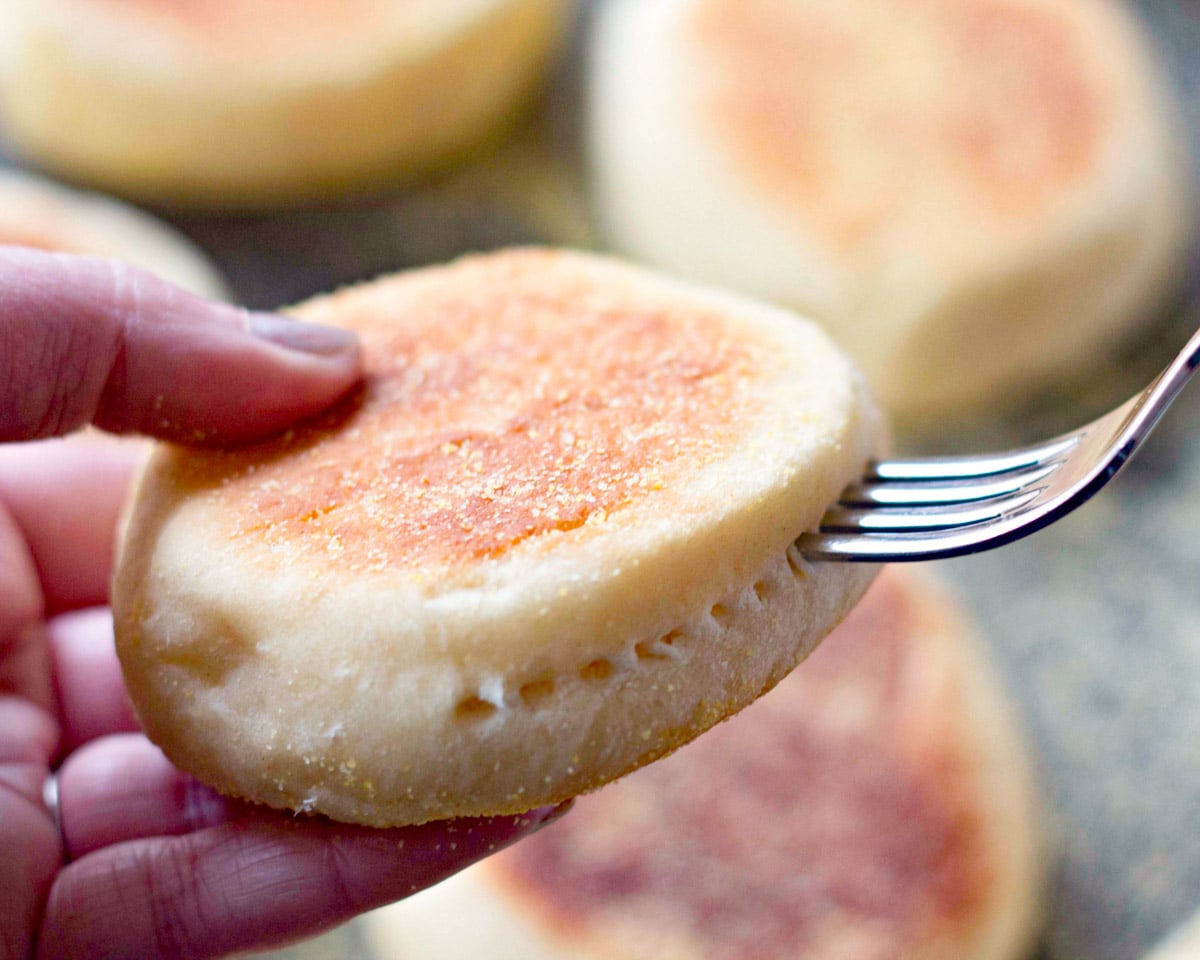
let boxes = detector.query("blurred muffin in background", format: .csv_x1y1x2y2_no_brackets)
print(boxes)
588,0,1193,422
0,0,571,209
0,166,226,296
1145,909,1200,960
363,565,1044,960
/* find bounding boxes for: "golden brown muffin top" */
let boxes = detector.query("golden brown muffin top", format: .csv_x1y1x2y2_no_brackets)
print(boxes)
70,0,416,59
173,250,768,575
688,0,1109,252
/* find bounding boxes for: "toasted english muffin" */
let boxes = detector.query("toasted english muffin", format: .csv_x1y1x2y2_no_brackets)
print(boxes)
0,0,569,207
111,248,883,827
588,0,1192,419
0,167,226,296
364,566,1043,960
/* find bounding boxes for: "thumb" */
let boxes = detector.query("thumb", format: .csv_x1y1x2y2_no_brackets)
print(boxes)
0,247,362,445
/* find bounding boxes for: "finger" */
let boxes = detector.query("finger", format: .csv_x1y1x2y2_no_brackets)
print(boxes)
0,499,52,708
0,247,361,445
39,803,570,960
0,696,62,960
57,734,229,860
0,695,59,804
0,435,146,615
47,609,139,753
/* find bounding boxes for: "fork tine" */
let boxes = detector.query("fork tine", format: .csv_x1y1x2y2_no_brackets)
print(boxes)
840,463,1057,507
818,489,1042,533
866,435,1078,482
796,526,1009,561
798,325,1200,563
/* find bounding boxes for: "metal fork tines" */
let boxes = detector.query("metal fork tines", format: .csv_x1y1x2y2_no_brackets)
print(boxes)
798,325,1200,563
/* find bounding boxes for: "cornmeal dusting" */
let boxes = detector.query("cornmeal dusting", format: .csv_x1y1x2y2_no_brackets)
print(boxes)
178,255,768,574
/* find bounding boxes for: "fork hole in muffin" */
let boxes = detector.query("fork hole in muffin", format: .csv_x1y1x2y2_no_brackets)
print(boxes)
786,546,807,579
635,629,682,660
580,659,613,681
519,679,556,705
454,696,499,722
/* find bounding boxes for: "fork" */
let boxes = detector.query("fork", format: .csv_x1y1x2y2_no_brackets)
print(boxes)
797,326,1200,562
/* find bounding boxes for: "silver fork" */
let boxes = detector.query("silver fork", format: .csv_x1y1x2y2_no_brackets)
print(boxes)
797,326,1200,562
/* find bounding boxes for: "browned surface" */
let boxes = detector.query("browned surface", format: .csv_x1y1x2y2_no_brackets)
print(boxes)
492,571,991,960
689,0,1105,249
174,253,766,576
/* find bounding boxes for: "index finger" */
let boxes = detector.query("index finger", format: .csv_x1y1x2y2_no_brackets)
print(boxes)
0,247,361,445
0,435,144,615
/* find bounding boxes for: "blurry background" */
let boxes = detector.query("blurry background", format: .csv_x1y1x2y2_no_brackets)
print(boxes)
2,0,1199,957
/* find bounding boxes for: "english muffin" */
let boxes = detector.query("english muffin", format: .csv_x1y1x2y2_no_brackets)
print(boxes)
0,0,570,207
112,248,883,827
588,0,1192,418
364,566,1043,960
0,167,226,296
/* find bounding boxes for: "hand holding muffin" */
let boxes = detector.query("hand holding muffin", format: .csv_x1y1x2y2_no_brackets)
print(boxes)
0,249,565,960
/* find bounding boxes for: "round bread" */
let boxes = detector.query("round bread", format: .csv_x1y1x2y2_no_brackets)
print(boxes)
0,167,226,296
363,566,1044,960
587,0,1193,418
0,0,569,207
112,248,884,827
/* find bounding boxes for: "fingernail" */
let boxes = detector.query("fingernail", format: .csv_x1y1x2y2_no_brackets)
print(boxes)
182,778,233,831
526,800,574,833
248,312,358,357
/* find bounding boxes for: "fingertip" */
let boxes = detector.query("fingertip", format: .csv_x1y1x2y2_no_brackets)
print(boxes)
56,735,231,860
97,298,366,446
47,608,140,752
510,800,575,838
0,249,365,445
330,801,576,904
246,312,361,360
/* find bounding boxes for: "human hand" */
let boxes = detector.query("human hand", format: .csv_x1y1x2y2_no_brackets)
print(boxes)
0,248,567,960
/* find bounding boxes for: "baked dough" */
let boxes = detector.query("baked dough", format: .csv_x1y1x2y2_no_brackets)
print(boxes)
0,167,226,296
588,0,1193,418
1146,910,1200,960
0,0,569,207
363,566,1044,960
112,248,883,827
